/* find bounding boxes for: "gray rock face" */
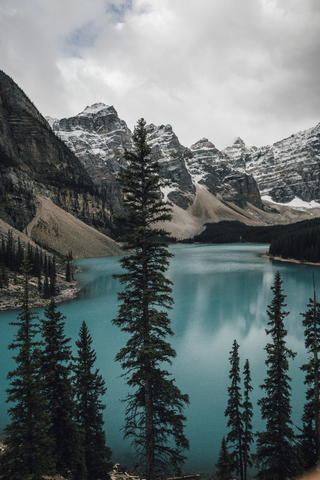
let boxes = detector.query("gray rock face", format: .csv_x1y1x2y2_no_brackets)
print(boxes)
146,124,195,209
0,72,114,234
47,101,320,209
188,138,262,208
48,103,132,175
49,108,262,211
223,124,320,203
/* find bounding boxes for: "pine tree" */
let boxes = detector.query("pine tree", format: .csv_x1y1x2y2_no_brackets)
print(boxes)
255,271,298,480
242,359,253,480
300,276,320,469
40,298,87,480
0,256,55,480
74,321,112,480
215,436,233,480
113,118,189,480
43,272,50,299
66,258,71,282
224,339,244,480
49,256,57,296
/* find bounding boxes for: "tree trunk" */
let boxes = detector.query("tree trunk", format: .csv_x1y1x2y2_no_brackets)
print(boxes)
313,278,320,460
145,377,154,480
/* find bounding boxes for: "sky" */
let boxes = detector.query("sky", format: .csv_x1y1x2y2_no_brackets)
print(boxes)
1,0,320,150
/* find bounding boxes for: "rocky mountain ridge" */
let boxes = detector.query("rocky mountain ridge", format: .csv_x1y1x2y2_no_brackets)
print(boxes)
0,72,118,236
1,68,320,246
0,71,122,258
47,103,320,237
47,105,263,212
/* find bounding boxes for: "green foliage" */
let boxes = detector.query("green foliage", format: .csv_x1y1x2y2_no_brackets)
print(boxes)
40,298,87,479
0,230,58,296
66,258,71,282
192,218,320,245
49,256,57,296
242,359,253,480
215,436,233,480
255,271,299,480
225,339,244,480
74,321,112,480
0,256,55,480
270,225,320,262
113,118,189,480
299,283,320,470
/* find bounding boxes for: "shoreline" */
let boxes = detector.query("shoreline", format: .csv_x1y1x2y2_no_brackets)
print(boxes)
0,267,82,312
262,253,320,267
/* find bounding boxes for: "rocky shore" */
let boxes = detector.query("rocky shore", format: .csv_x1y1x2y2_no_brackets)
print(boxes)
263,252,320,267
0,268,81,312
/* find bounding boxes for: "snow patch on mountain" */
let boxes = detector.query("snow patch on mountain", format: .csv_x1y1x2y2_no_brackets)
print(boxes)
263,196,320,210
78,103,112,116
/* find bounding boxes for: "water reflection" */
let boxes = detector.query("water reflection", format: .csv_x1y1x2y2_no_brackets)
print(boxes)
0,244,319,474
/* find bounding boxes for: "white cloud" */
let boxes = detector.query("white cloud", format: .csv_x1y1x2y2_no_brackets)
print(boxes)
1,0,319,149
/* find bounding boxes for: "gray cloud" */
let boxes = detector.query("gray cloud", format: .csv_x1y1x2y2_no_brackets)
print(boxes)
1,0,319,149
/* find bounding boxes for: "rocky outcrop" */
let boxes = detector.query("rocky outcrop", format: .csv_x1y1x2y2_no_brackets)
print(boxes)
47,103,132,176
223,125,320,203
49,107,262,212
2,69,320,244
188,138,262,209
0,71,116,235
146,124,195,209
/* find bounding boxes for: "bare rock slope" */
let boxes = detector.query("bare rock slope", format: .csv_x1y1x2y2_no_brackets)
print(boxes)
27,196,123,258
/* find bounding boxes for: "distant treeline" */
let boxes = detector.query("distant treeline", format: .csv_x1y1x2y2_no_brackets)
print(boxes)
177,218,320,247
269,225,320,263
0,230,72,295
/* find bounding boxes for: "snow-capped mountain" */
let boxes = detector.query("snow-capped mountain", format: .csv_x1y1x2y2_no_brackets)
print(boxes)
47,104,320,237
47,104,261,211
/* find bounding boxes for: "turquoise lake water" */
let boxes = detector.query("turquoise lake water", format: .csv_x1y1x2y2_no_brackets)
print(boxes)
0,243,319,474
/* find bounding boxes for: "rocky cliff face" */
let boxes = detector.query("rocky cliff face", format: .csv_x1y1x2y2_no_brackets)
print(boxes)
49,103,320,209
0,72,116,235
2,69,320,243
223,125,320,203
187,138,262,209
48,105,262,212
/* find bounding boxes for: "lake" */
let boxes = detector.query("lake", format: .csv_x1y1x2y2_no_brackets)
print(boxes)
0,243,318,474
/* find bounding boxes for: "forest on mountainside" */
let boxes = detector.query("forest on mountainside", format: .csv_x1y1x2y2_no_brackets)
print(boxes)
269,225,320,263
0,229,71,296
183,218,320,247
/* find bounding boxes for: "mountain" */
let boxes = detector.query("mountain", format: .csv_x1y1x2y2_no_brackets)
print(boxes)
1,69,320,246
47,104,320,238
224,125,320,203
0,71,122,256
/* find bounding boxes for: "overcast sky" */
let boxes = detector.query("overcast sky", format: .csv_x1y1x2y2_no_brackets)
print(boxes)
1,0,319,149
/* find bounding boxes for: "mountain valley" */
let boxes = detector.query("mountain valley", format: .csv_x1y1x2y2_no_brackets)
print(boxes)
1,69,320,253
47,102,320,239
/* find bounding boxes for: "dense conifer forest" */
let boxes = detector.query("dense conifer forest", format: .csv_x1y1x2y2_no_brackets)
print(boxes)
187,218,320,246
0,258,112,479
269,225,320,263
0,229,72,296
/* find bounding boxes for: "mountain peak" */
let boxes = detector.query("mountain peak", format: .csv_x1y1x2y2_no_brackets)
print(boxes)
78,103,116,117
233,136,245,146
190,138,216,150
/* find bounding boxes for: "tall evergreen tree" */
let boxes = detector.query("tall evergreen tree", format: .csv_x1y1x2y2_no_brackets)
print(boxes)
113,118,189,480
255,271,298,480
40,298,87,480
49,256,57,296
300,276,320,469
0,256,55,480
215,436,233,480
242,359,253,480
66,258,71,282
74,321,112,480
224,339,244,480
